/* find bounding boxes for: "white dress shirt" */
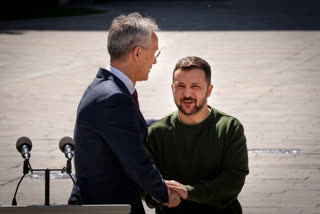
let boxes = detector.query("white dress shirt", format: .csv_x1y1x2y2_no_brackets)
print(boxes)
107,65,135,95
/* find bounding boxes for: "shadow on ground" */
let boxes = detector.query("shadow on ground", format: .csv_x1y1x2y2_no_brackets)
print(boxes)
0,0,320,32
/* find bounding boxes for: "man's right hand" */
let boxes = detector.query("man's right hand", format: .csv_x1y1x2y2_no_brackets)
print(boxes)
166,187,181,208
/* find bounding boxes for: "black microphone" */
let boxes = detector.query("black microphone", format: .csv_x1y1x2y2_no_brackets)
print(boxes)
16,137,32,160
59,137,75,160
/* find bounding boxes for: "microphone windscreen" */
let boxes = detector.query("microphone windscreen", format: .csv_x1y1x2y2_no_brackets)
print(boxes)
59,136,75,152
16,136,32,151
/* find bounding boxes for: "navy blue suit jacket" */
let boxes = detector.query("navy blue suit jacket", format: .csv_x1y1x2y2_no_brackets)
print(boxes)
68,68,168,213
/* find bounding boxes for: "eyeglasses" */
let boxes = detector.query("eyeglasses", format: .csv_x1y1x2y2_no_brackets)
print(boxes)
138,45,161,59
154,49,161,58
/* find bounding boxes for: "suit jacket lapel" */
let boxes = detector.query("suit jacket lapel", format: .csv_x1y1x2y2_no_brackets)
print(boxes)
97,68,148,130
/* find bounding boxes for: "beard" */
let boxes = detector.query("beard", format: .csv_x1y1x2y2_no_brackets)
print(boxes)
176,95,207,116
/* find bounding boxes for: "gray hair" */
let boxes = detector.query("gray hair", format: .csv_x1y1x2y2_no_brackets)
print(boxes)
107,12,159,60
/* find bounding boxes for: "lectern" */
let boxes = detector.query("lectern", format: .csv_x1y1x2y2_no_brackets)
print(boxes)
0,204,131,214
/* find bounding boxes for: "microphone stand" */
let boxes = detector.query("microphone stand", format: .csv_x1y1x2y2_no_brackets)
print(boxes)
12,159,80,206
31,167,63,206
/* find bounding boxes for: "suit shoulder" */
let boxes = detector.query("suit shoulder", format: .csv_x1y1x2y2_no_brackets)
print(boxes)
77,77,132,115
80,75,131,107
92,77,124,97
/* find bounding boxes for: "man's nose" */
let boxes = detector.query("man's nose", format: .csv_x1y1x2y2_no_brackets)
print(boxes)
182,88,192,97
153,56,157,64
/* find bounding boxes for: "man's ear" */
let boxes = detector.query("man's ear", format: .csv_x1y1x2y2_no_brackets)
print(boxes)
207,85,213,97
132,46,142,61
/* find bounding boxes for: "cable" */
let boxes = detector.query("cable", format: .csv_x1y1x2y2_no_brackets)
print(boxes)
67,172,83,204
12,173,26,205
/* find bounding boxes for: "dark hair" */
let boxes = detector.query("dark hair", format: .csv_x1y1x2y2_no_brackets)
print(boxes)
173,56,211,85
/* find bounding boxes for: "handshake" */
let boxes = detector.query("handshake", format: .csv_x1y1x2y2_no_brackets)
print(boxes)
163,180,188,208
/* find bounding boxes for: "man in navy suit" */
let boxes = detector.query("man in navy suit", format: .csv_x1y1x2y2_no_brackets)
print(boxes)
68,13,178,213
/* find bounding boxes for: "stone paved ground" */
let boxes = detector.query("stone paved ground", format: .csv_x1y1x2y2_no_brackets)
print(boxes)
0,1,319,213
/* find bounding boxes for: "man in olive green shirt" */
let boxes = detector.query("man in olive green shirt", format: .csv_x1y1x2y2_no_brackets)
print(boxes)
145,56,249,214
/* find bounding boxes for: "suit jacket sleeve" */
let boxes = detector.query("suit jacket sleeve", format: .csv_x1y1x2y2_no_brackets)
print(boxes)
94,93,168,203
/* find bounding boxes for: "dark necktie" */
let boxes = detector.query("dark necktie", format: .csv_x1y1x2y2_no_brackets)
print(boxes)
132,90,140,109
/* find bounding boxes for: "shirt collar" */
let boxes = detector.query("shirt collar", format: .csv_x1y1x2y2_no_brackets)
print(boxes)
107,65,135,94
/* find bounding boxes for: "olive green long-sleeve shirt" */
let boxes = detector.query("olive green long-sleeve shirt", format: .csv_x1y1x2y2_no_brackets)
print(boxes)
145,106,249,214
